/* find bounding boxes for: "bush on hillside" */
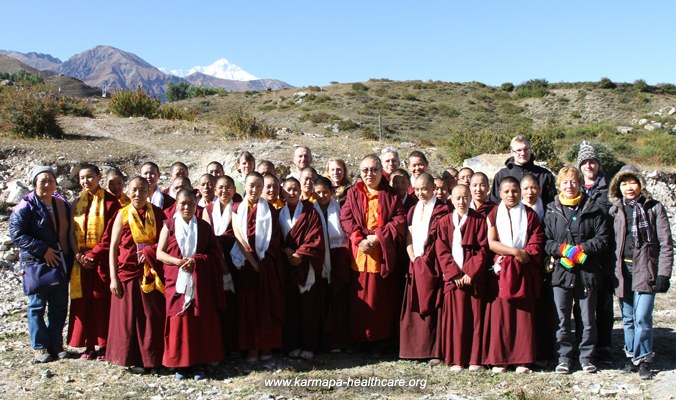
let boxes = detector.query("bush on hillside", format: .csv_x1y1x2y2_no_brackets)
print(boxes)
351,82,369,91
188,86,227,98
218,108,276,139
598,77,616,89
157,105,196,121
514,79,549,99
444,129,511,163
564,140,624,177
0,70,44,85
633,79,655,93
109,88,161,118
0,87,63,138
166,82,189,102
56,97,94,117
500,82,515,92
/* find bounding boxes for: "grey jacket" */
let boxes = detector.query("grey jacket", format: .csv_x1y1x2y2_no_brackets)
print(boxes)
608,170,674,296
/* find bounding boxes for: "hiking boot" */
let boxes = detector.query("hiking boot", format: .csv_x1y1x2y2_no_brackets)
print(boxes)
49,346,71,360
638,362,652,380
33,348,55,364
581,362,597,373
555,362,571,374
621,362,638,373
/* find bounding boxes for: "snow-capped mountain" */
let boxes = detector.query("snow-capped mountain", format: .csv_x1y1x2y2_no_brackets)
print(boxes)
165,58,259,81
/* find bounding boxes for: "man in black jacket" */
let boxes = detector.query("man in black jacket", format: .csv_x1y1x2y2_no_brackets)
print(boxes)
490,135,556,206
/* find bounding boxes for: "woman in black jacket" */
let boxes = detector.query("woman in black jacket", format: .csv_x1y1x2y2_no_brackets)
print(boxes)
543,166,609,374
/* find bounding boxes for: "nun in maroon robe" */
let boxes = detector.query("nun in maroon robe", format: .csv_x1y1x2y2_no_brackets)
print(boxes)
68,187,120,358
482,178,544,372
340,155,406,346
435,185,489,368
107,180,167,370
231,177,285,361
280,198,325,357
202,196,239,353
157,196,226,370
399,177,448,360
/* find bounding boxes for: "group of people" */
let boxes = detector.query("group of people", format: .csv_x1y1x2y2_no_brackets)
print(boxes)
9,137,673,381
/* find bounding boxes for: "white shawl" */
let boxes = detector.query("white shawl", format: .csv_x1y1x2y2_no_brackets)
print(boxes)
411,196,436,257
174,215,197,311
198,195,218,208
522,197,544,221
150,187,164,208
230,197,272,269
212,200,233,236
452,210,468,269
279,202,303,240
313,199,348,283
496,201,528,249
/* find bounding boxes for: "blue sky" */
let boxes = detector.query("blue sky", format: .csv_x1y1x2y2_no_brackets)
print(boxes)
2,1,674,87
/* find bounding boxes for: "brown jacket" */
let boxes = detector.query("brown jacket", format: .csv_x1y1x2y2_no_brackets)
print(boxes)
608,169,673,296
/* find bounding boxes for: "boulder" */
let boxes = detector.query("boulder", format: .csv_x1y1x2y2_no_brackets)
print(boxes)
644,122,662,131
4,181,29,205
638,118,648,126
616,126,633,134
463,154,510,182
668,107,676,116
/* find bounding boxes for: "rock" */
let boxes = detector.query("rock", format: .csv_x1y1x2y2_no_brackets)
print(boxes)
0,237,11,246
57,176,77,190
5,181,29,205
399,142,415,148
644,122,662,131
638,118,648,126
463,153,509,181
41,369,54,379
69,164,81,179
616,126,633,134
646,170,659,179
669,107,676,116
0,245,10,251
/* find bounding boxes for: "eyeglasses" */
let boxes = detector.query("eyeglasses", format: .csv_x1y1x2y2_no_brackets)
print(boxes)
360,167,380,175
511,147,530,154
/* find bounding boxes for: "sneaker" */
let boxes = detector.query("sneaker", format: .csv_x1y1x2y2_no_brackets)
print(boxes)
49,346,71,360
491,366,507,373
428,358,442,367
288,349,301,358
128,366,147,375
193,370,206,381
638,362,652,380
621,362,638,373
468,365,483,372
581,362,597,373
33,348,55,364
515,365,532,374
555,362,571,374
174,371,186,380
450,365,463,372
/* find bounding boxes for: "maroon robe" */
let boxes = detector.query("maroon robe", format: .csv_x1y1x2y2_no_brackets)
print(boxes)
435,209,489,366
482,206,543,366
235,201,285,351
322,246,352,350
204,202,238,354
68,191,120,350
161,218,226,367
340,180,406,343
281,201,325,351
106,204,167,368
399,201,448,359
473,201,497,219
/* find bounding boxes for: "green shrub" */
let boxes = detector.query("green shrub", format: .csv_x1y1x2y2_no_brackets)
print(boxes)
656,83,676,95
501,82,515,92
444,129,511,163
403,93,419,101
109,88,161,118
307,85,322,92
218,108,276,139
598,77,616,89
0,70,44,85
187,86,227,98
166,82,189,102
337,119,360,131
56,97,94,117
633,79,656,93
0,88,63,138
527,130,564,171
157,105,196,121
314,94,331,103
564,140,624,176
514,79,549,99
351,82,369,91
300,112,337,124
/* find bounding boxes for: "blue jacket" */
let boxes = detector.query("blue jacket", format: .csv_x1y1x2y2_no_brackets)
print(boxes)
9,191,74,270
